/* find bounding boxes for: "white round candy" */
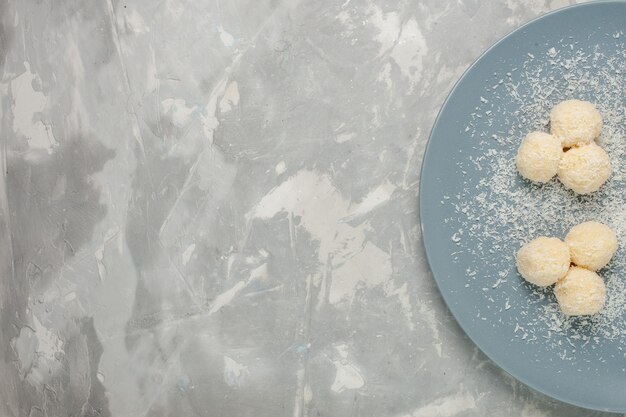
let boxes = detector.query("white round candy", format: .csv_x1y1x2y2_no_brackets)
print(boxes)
554,266,606,316
516,237,570,286
557,143,611,194
515,131,563,183
565,221,617,271
550,99,602,148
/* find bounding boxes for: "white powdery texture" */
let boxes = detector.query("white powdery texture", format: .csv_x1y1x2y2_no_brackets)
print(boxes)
447,41,626,356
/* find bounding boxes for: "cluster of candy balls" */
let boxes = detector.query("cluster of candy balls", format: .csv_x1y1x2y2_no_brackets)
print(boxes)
516,99,610,194
517,222,616,316
515,100,617,316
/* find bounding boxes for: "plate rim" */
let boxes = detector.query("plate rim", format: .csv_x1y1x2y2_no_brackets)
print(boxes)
419,0,626,412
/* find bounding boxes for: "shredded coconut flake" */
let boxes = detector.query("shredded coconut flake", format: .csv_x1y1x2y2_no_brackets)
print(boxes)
447,37,626,359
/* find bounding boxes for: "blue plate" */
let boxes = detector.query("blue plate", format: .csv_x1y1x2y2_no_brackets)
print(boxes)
420,1,626,412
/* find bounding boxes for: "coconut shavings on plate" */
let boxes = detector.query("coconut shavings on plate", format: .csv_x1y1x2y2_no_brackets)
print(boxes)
446,34,626,361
